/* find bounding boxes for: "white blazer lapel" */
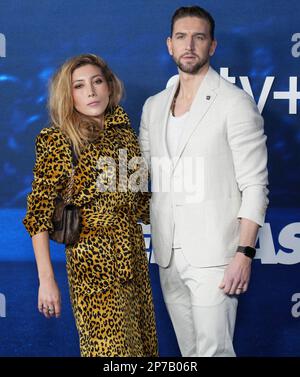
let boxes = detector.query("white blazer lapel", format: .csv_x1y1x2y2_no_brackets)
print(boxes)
157,80,179,159
172,67,220,170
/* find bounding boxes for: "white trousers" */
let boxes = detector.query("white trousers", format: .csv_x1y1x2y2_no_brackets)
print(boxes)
159,248,238,357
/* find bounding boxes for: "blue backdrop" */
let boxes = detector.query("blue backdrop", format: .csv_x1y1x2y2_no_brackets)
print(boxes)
0,0,299,356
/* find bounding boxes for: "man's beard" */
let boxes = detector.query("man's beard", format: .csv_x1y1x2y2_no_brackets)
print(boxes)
174,54,209,75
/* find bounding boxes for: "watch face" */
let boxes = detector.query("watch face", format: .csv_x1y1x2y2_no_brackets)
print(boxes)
237,246,256,259
244,246,256,258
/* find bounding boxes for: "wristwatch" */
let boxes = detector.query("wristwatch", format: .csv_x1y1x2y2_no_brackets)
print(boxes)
236,245,256,259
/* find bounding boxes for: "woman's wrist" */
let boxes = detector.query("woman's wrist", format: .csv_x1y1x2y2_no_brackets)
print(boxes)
39,273,55,283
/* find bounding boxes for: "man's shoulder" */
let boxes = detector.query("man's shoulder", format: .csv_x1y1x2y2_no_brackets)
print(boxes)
213,70,260,115
143,85,175,109
217,72,252,103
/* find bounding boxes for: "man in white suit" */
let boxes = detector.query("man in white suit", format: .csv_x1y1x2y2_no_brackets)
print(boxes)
139,6,268,356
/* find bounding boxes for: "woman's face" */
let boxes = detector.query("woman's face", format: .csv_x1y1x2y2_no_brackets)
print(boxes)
72,64,110,120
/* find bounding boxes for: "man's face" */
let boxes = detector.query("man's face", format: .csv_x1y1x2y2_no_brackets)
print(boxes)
167,16,217,74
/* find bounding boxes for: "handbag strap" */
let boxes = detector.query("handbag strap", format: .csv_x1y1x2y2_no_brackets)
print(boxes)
64,144,78,204
71,144,78,168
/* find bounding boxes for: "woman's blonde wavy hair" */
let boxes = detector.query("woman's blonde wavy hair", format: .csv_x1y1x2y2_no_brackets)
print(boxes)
48,54,123,156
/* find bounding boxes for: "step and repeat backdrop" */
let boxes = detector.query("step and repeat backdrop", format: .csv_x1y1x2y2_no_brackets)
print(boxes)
0,0,299,356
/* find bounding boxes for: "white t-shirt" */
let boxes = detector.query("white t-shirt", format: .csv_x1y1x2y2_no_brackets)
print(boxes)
166,111,189,157
166,111,189,248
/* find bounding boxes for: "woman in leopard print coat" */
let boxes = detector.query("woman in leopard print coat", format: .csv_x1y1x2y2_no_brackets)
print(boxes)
23,54,158,356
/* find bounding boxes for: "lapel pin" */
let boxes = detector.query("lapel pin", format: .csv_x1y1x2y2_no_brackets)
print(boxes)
206,95,211,100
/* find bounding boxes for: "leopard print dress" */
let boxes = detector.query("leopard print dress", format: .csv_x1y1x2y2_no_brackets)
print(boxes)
23,106,158,357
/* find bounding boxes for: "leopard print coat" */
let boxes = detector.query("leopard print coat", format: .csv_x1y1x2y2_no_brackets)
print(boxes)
23,106,158,356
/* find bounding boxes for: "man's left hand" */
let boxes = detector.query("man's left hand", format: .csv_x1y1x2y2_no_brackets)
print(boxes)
219,252,252,295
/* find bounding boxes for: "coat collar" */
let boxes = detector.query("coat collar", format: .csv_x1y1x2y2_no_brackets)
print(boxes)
103,105,130,129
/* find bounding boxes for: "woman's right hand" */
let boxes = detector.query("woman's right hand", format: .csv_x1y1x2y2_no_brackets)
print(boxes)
38,277,61,319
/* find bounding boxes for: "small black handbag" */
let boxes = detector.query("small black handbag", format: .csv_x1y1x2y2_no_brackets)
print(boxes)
49,145,81,246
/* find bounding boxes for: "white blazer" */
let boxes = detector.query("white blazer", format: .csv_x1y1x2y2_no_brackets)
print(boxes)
139,67,269,268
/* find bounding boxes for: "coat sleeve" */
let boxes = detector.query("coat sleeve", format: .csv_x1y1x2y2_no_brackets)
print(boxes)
23,128,71,237
227,91,269,226
124,125,151,225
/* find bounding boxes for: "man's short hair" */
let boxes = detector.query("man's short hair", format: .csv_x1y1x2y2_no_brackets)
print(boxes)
171,5,215,40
